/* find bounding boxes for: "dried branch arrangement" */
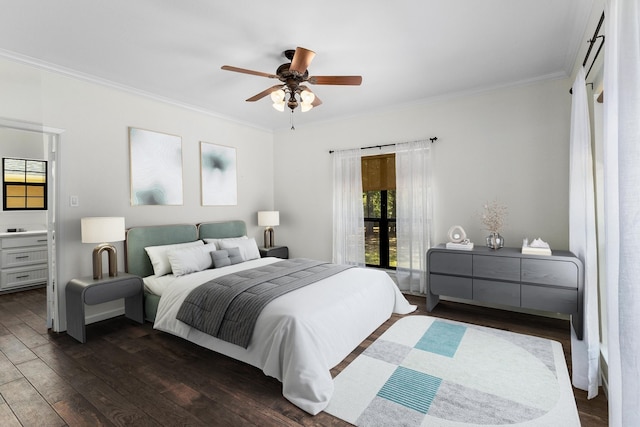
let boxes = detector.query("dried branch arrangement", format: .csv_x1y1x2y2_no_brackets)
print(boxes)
481,199,507,234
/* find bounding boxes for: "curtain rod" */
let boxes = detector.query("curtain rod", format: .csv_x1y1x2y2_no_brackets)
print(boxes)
570,12,605,94
329,137,438,154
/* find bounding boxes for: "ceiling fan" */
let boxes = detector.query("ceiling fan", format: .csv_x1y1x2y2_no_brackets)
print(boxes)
221,47,362,113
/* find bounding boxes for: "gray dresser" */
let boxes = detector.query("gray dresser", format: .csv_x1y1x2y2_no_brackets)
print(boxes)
426,244,583,339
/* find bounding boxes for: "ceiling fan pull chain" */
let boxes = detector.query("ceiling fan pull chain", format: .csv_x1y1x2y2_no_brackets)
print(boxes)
290,110,295,131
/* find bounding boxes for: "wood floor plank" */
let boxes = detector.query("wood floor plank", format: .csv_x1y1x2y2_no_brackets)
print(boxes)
0,378,65,426
0,395,22,427
0,352,23,386
5,322,49,348
51,393,114,427
0,334,37,364
15,358,77,404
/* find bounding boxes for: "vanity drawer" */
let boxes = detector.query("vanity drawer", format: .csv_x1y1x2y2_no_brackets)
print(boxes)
1,235,48,249
1,247,48,268
0,266,48,290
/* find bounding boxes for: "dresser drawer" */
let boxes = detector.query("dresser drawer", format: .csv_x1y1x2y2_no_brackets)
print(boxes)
429,274,472,299
473,279,520,306
1,247,48,268
1,235,48,249
521,259,579,288
428,251,472,276
0,266,48,290
473,254,520,281
521,285,578,314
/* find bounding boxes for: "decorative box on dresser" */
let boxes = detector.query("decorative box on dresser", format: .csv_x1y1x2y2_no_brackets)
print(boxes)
0,231,48,293
426,244,584,339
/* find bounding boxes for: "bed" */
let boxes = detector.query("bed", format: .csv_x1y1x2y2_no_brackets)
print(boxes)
125,220,415,415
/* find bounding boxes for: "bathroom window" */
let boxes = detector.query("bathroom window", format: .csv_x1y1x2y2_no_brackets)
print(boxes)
2,158,47,210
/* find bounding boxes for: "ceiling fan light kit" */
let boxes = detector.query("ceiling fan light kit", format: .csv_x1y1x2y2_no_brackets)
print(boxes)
221,46,362,121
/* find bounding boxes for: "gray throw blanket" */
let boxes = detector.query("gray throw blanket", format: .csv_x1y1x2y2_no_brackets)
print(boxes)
176,258,353,348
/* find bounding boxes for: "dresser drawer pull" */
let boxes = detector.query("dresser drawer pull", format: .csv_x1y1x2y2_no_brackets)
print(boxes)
16,275,30,279
15,255,30,259
37,239,48,243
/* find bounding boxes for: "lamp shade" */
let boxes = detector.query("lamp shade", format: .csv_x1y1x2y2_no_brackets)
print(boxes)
81,217,125,243
258,211,279,227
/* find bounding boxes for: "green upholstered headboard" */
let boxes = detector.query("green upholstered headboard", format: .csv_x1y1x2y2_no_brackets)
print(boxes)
197,220,247,240
125,220,248,278
125,224,198,277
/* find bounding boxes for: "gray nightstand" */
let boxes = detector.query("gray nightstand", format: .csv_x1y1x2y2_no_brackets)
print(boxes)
259,246,289,259
65,272,144,343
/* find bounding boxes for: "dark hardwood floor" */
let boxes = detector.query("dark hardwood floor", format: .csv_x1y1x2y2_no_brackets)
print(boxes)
0,288,607,426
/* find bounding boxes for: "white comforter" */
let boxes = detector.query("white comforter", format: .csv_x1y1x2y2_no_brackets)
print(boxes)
151,257,416,414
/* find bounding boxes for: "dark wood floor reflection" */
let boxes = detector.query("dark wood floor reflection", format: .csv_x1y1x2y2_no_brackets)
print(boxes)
0,289,607,426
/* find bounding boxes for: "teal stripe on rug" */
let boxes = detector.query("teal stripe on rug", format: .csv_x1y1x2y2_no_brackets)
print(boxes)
377,366,442,414
415,320,466,357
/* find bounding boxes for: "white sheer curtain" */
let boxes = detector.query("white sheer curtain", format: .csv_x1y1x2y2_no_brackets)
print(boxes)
396,140,433,294
568,66,600,399
603,0,640,425
332,149,365,266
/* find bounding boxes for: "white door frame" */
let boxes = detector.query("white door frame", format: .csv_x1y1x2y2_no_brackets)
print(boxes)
0,117,63,331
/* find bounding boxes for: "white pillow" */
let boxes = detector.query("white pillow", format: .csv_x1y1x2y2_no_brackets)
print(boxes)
203,236,248,250
145,240,204,276
219,237,261,261
167,244,217,277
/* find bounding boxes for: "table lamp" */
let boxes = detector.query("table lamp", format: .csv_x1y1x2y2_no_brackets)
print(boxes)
258,211,279,248
81,217,125,279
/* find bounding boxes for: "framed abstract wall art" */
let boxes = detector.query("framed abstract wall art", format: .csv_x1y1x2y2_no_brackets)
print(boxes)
129,127,183,206
200,142,237,206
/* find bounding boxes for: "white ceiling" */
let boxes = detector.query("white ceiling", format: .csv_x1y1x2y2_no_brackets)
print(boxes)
0,0,594,131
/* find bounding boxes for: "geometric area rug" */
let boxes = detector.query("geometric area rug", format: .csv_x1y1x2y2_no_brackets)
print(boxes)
324,316,580,426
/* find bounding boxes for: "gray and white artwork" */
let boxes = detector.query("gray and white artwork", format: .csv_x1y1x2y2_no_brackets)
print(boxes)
200,142,237,206
129,127,183,206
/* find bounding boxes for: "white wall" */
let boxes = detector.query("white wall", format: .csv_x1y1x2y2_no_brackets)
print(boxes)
273,78,572,262
0,58,274,329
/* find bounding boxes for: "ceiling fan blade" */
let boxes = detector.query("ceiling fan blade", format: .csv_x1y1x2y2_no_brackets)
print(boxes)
308,75,362,85
221,65,278,79
245,85,284,102
289,47,316,74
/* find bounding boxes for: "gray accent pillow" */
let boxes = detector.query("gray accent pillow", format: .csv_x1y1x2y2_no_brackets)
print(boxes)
211,247,243,268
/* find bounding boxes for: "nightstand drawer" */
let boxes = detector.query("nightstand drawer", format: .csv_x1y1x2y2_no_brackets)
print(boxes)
259,246,288,259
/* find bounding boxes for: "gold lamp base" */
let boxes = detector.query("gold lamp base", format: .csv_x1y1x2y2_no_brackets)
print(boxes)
92,243,118,280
